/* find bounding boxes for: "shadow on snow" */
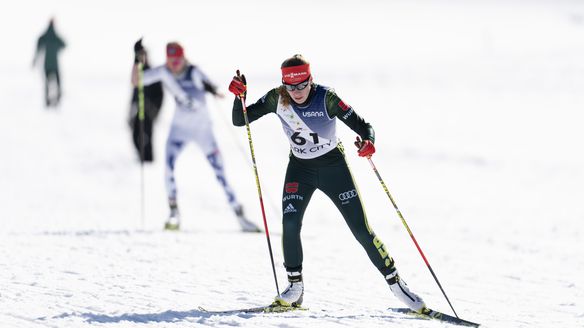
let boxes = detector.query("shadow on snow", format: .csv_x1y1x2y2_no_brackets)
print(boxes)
49,309,220,323
46,309,410,324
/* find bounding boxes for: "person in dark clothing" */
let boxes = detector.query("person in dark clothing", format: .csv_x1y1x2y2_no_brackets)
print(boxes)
32,18,66,107
129,39,164,162
228,54,427,312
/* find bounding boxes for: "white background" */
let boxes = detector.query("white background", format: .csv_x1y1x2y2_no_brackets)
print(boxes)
1,0,583,327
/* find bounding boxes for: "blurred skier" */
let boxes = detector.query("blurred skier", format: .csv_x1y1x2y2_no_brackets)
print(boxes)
129,39,164,162
131,40,260,233
32,18,66,108
228,54,426,312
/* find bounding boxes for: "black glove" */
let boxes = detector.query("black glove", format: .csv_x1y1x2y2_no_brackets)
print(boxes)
134,38,144,64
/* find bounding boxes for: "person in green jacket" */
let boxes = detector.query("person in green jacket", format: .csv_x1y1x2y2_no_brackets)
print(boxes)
32,18,66,108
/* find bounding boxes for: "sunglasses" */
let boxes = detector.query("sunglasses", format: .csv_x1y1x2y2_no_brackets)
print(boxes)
283,79,310,91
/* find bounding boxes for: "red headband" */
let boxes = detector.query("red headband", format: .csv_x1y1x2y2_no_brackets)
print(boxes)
166,44,184,58
281,64,311,84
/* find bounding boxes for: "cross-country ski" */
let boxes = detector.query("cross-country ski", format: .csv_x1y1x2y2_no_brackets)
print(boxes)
198,304,308,315
390,307,480,327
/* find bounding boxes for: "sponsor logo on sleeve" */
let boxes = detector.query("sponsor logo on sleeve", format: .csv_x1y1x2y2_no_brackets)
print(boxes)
338,100,351,111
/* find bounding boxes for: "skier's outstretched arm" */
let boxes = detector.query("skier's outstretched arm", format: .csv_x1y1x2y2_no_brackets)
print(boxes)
228,70,278,126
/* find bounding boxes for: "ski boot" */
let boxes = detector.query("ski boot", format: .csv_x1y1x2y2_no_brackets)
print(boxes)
235,206,261,233
164,200,181,231
273,271,304,307
386,269,426,313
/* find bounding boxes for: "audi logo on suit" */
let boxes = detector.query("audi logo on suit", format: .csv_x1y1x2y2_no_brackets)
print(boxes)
338,189,357,201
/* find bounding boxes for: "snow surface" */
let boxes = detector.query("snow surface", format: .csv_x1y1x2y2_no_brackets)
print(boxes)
1,0,584,327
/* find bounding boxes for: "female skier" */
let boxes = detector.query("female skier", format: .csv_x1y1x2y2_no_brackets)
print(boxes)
228,54,426,312
131,41,259,232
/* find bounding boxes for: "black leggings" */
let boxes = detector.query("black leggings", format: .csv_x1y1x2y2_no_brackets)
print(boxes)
44,70,61,106
281,146,395,277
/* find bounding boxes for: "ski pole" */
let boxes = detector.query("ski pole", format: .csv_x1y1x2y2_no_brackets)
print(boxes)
212,97,281,218
237,71,280,296
137,62,146,228
364,150,459,318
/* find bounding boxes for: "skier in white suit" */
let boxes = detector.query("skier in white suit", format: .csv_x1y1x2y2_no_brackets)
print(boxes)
131,40,260,232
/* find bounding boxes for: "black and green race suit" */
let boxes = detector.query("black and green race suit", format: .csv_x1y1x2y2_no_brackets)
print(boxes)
232,84,396,278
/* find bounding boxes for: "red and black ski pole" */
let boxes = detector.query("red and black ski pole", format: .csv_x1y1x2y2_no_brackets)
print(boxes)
237,71,280,296
358,137,459,318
